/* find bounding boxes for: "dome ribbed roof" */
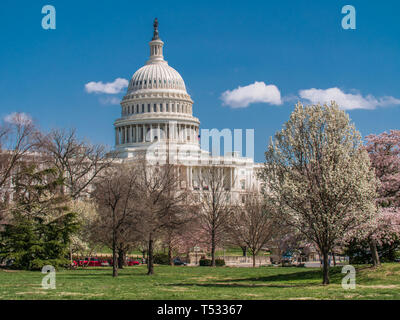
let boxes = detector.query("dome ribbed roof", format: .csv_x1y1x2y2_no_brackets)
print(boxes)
127,63,186,93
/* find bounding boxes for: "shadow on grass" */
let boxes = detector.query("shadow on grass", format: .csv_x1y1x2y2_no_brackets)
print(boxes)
220,268,342,283
165,282,313,289
164,267,347,289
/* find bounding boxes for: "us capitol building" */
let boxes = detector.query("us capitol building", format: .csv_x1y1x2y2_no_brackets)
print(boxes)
113,19,262,199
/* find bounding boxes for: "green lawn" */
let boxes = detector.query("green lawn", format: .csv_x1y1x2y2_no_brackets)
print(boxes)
1,263,399,300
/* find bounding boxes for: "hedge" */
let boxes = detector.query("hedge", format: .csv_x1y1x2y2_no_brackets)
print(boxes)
199,258,225,266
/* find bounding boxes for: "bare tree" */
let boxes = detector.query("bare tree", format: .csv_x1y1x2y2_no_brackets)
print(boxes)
0,113,38,192
197,166,233,266
91,164,138,277
228,192,277,267
38,128,115,200
0,114,38,225
134,159,191,275
161,209,198,265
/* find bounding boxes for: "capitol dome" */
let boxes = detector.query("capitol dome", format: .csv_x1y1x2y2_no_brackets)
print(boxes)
114,18,200,157
127,63,187,94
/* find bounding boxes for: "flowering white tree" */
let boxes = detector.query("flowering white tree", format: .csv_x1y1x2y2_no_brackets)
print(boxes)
259,102,378,284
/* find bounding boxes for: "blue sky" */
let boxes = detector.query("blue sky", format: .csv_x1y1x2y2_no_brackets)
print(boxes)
0,0,399,162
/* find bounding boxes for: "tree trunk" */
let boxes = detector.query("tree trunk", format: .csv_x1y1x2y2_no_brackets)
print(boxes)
370,239,380,267
322,250,330,285
332,252,336,266
252,253,256,268
147,234,154,275
112,237,118,277
112,210,118,277
118,247,125,269
241,246,247,257
168,243,174,266
211,231,216,267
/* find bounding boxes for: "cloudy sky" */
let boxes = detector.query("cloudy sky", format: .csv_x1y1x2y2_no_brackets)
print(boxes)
1,0,399,162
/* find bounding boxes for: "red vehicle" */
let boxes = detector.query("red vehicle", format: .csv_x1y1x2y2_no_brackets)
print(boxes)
77,257,107,267
78,258,89,266
88,258,103,267
127,259,141,266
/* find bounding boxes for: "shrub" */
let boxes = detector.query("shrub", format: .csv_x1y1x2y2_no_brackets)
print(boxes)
199,258,225,266
216,259,225,266
153,253,170,265
199,258,211,266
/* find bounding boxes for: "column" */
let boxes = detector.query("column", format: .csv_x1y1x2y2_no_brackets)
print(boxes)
135,125,138,143
187,166,191,189
230,168,233,190
189,166,192,188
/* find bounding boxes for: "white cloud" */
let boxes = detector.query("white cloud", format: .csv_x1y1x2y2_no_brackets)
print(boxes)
99,97,121,105
299,87,400,110
4,112,33,125
85,78,128,94
221,81,282,108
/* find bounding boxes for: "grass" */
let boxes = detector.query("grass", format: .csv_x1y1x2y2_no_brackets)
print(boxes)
0,263,399,300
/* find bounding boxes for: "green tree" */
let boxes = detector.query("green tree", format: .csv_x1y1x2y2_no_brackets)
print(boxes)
0,165,78,270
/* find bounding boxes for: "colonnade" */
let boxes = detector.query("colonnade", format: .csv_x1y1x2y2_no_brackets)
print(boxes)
186,166,236,190
115,123,199,145
122,102,192,116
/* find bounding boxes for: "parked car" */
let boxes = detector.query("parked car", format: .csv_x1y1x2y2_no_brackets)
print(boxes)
77,257,107,267
173,258,187,266
78,258,89,266
100,260,110,266
87,258,103,267
3,258,15,268
127,259,140,266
